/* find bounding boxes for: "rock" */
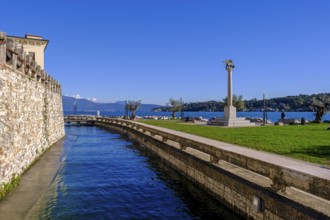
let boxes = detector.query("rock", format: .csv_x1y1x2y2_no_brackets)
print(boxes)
275,122,284,126
246,117,273,124
279,119,301,125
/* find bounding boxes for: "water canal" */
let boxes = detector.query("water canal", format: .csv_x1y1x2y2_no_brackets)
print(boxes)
21,125,242,219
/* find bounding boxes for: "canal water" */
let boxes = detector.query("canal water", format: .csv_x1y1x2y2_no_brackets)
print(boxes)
26,126,242,219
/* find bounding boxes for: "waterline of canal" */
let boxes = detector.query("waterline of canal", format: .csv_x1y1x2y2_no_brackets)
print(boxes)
2,126,242,219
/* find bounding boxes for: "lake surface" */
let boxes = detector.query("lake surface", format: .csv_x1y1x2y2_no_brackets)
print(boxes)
28,126,242,219
65,110,330,123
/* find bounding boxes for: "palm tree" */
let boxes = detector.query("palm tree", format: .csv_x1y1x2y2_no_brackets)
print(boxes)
169,98,182,119
125,100,141,119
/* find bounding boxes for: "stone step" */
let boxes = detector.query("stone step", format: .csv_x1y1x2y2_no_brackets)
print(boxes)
207,117,256,127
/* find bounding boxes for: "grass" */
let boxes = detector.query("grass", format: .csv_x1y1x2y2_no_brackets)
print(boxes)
0,175,21,200
0,155,42,201
139,119,330,166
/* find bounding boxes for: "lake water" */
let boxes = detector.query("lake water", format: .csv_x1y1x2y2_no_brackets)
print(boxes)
28,126,242,219
65,111,330,123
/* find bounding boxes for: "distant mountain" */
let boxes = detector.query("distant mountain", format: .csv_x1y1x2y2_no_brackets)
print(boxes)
62,96,161,112
114,101,127,105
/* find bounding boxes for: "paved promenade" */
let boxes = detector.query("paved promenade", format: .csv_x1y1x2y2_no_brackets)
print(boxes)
135,121,330,180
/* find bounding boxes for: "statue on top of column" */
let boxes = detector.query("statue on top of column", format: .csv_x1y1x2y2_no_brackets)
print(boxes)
224,59,235,70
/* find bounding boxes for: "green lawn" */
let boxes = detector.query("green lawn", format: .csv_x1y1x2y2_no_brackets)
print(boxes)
139,120,330,166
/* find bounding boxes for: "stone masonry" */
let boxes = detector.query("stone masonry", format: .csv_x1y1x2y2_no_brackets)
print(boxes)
0,32,65,187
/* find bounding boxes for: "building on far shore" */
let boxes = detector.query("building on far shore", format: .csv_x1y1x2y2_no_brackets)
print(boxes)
7,34,48,69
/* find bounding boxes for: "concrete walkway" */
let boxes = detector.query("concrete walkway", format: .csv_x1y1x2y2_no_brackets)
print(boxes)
0,138,66,220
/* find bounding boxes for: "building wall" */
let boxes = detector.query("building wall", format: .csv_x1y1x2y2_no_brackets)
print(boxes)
0,33,64,187
7,35,48,69
18,44,46,69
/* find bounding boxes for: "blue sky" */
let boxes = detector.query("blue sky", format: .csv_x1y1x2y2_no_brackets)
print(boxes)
1,0,329,105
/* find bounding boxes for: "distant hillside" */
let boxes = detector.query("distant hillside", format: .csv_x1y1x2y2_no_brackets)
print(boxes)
62,96,161,112
153,93,330,112
244,93,330,112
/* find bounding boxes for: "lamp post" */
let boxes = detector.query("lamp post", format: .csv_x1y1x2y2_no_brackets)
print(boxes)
262,92,267,126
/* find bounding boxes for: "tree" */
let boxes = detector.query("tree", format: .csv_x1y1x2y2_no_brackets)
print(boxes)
125,100,141,119
311,95,330,123
223,94,246,111
169,98,182,119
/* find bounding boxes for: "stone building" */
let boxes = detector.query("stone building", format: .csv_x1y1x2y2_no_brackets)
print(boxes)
7,34,48,69
0,32,64,191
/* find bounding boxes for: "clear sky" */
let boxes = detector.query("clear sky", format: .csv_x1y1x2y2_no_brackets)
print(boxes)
1,0,329,105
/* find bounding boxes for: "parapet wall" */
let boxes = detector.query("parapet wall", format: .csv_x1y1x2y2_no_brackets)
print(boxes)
0,33,65,187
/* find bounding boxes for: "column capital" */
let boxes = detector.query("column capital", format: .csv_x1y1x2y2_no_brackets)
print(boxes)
225,59,235,70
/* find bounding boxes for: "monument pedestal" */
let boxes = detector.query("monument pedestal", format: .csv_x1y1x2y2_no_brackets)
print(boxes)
224,106,236,119
208,106,256,127
207,117,256,127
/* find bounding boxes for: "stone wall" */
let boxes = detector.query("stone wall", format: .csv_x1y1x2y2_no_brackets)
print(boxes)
0,33,65,187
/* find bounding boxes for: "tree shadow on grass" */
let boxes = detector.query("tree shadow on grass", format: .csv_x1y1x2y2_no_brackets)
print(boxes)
289,145,330,167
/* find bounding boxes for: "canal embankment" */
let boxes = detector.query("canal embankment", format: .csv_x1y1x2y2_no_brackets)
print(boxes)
70,115,330,220
1,126,243,219
0,138,67,220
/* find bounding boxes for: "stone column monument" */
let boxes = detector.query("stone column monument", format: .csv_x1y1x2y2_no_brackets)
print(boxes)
207,59,255,126
224,59,236,119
